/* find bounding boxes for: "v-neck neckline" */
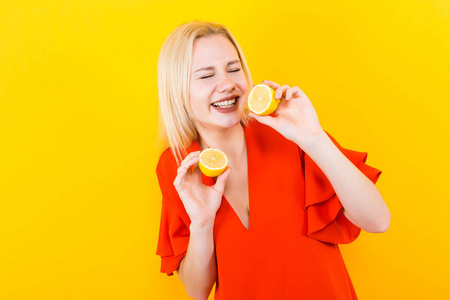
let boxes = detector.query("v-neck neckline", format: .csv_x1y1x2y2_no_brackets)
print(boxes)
193,122,252,231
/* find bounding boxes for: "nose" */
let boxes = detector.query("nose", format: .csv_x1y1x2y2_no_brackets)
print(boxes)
218,73,236,93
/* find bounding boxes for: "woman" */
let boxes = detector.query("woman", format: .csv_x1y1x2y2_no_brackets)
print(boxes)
156,20,390,300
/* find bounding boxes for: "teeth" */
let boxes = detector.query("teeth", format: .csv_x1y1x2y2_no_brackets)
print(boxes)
212,98,237,108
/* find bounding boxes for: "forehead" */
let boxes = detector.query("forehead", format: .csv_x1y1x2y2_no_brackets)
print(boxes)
191,35,239,67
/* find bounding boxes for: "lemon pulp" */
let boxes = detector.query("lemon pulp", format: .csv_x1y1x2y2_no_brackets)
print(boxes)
198,148,228,177
247,84,279,115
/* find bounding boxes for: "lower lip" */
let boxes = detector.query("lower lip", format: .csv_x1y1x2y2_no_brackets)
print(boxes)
211,97,239,113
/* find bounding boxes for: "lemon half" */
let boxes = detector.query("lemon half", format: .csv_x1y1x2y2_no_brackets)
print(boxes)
247,84,280,115
198,148,228,177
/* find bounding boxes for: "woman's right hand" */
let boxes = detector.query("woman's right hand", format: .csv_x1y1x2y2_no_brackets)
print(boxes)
173,151,232,228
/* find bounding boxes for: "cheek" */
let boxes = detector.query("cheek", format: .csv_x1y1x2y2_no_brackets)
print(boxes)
239,83,250,99
189,98,207,118
238,76,250,92
189,94,211,122
189,85,206,109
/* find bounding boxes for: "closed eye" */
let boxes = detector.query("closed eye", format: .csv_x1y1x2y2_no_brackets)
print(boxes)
200,69,241,79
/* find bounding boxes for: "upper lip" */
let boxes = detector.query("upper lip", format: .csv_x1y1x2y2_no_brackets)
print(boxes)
211,95,239,104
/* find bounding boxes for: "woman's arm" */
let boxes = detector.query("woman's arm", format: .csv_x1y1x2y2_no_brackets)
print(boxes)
167,151,231,299
301,131,391,233
248,79,390,233
177,222,217,300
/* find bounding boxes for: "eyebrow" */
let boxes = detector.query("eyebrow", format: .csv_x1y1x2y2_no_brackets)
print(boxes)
194,60,241,73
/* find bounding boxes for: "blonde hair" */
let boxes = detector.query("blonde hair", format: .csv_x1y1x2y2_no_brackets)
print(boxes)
156,20,253,166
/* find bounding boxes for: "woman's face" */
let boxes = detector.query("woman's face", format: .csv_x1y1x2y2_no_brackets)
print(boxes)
189,35,250,132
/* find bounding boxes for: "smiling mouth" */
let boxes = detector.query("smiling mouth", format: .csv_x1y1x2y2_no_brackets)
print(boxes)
211,97,238,108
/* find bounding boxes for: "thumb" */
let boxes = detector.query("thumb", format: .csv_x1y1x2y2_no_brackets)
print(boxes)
214,167,232,193
249,113,276,129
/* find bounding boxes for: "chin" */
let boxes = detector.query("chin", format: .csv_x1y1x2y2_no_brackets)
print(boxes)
202,107,246,130
217,117,242,129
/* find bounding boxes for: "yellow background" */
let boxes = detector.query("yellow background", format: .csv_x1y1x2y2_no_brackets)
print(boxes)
1,0,449,299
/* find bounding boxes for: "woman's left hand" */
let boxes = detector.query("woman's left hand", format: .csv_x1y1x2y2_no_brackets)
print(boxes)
248,80,325,149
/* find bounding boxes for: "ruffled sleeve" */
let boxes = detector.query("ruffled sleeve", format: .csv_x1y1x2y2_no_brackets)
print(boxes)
302,131,382,244
156,200,190,276
155,149,191,276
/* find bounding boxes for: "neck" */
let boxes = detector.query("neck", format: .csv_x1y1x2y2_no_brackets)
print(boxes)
197,123,246,163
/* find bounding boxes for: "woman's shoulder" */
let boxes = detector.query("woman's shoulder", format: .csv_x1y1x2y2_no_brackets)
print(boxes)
157,148,177,172
155,147,193,227
156,148,178,188
156,141,201,178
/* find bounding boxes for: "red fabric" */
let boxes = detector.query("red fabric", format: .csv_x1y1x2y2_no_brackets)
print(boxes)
155,120,382,299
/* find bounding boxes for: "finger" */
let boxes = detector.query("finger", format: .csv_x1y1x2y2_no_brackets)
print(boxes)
173,163,190,189
285,86,301,100
191,163,202,176
178,151,201,173
175,154,201,188
213,167,232,193
275,84,290,100
248,113,276,129
262,80,281,90
181,150,201,164
177,157,200,179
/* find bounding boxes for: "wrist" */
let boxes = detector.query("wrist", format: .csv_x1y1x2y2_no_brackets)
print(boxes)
297,130,327,153
190,219,215,232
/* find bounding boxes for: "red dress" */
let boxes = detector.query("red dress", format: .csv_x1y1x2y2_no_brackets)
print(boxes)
156,120,382,299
